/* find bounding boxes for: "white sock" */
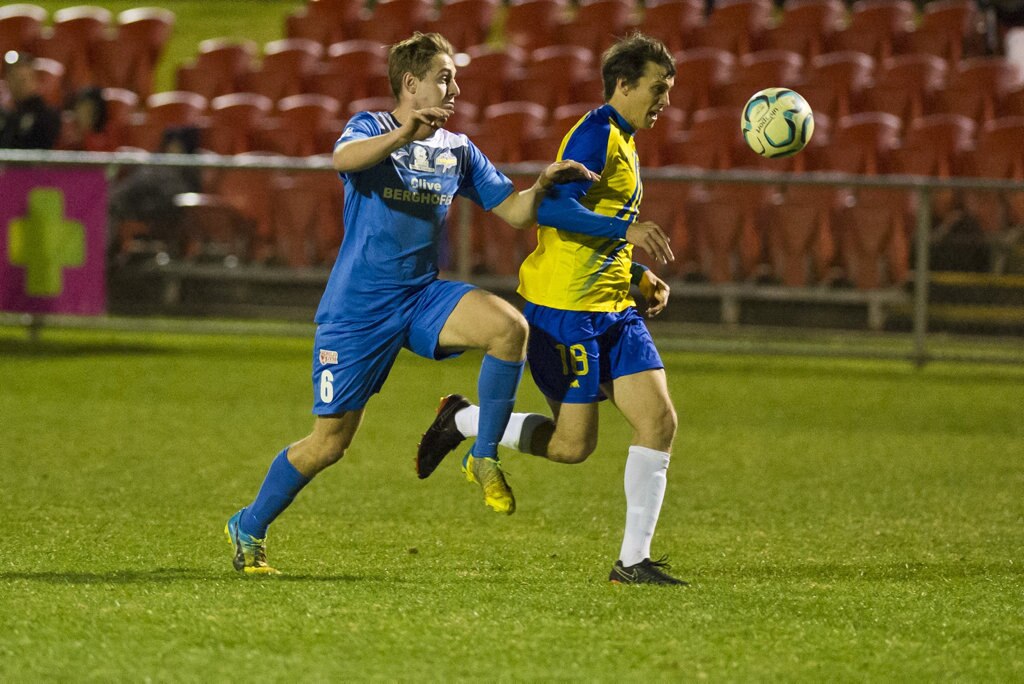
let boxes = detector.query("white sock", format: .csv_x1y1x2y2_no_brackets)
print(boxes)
454,404,479,437
619,445,671,567
455,404,547,454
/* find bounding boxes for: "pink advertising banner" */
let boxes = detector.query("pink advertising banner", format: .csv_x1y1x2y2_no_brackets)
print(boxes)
0,168,107,315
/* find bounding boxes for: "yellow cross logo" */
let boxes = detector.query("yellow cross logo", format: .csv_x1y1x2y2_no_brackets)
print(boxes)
7,188,84,297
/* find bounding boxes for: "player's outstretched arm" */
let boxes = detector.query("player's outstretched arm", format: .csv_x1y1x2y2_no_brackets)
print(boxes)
333,106,453,173
489,160,600,229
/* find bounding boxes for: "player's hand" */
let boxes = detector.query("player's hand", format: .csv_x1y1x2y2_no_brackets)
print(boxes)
626,221,674,265
537,159,600,190
638,268,670,317
401,106,454,142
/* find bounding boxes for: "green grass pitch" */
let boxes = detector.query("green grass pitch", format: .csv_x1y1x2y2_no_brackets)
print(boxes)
1,325,1022,680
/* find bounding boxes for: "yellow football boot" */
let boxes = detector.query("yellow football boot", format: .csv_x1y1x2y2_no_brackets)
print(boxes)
462,451,516,515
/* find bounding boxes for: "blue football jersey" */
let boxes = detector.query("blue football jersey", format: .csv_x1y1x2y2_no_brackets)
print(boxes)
315,111,515,323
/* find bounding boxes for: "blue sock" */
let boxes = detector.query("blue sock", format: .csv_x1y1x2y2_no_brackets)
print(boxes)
472,354,525,459
240,448,310,538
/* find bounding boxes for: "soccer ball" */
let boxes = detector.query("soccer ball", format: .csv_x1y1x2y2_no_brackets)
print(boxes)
741,88,815,158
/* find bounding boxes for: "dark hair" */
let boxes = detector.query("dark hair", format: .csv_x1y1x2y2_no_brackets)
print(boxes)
74,86,108,132
160,125,200,154
600,32,676,101
387,32,454,100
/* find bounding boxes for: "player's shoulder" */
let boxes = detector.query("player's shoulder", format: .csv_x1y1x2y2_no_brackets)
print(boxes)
346,111,400,135
565,105,614,146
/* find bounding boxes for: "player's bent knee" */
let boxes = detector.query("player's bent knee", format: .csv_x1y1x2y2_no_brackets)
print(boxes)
548,434,597,464
637,405,678,452
490,310,528,358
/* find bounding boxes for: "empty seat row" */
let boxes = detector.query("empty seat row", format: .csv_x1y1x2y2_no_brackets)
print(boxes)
284,0,989,64
0,5,174,100
113,163,344,269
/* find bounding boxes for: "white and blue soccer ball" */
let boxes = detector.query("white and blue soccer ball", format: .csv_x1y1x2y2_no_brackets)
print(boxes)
741,87,815,158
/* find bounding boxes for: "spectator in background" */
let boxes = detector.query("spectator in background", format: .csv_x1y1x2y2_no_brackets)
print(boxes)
0,51,61,150
108,126,203,259
61,86,114,152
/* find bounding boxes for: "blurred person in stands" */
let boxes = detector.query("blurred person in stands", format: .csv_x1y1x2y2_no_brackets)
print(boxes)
61,86,115,152
107,126,203,259
0,51,61,150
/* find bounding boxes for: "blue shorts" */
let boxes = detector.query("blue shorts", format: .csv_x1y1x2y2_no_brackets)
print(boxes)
523,303,664,404
312,279,475,414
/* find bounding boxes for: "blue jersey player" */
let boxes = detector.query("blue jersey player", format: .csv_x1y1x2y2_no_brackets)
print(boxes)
418,34,688,585
225,32,598,574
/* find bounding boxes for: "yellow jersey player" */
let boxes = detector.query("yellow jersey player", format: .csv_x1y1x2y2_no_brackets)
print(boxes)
418,34,686,585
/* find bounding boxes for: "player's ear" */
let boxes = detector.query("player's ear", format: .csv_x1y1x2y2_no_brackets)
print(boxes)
616,77,631,96
403,72,418,96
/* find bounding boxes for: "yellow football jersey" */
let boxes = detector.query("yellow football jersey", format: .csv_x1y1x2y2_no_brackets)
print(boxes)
517,104,641,312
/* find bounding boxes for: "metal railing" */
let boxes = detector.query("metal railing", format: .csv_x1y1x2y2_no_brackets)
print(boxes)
2,149,1023,366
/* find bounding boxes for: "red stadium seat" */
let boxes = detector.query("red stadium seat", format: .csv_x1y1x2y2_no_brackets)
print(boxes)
242,38,323,102
35,6,111,96
426,0,499,49
638,0,704,54
176,38,257,100
505,0,570,51
507,45,596,111
564,0,637,55
634,107,684,167
285,0,363,46
673,106,745,169
146,90,208,128
672,48,736,123
899,0,981,64
523,101,601,160
934,56,1023,123
32,57,65,108
799,51,875,121
713,49,805,108
114,7,174,97
758,0,845,59
355,0,435,45
824,111,901,174
762,196,835,286
686,196,758,283
308,40,390,105
858,53,947,124
640,179,696,279
0,4,47,55
125,91,207,152
474,101,549,162
444,100,479,135
454,45,527,110
691,0,773,56
208,153,283,261
255,93,343,157
835,200,909,289
204,92,273,155
828,0,914,61
959,116,1024,237
101,86,139,148
271,171,345,266
892,113,976,223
